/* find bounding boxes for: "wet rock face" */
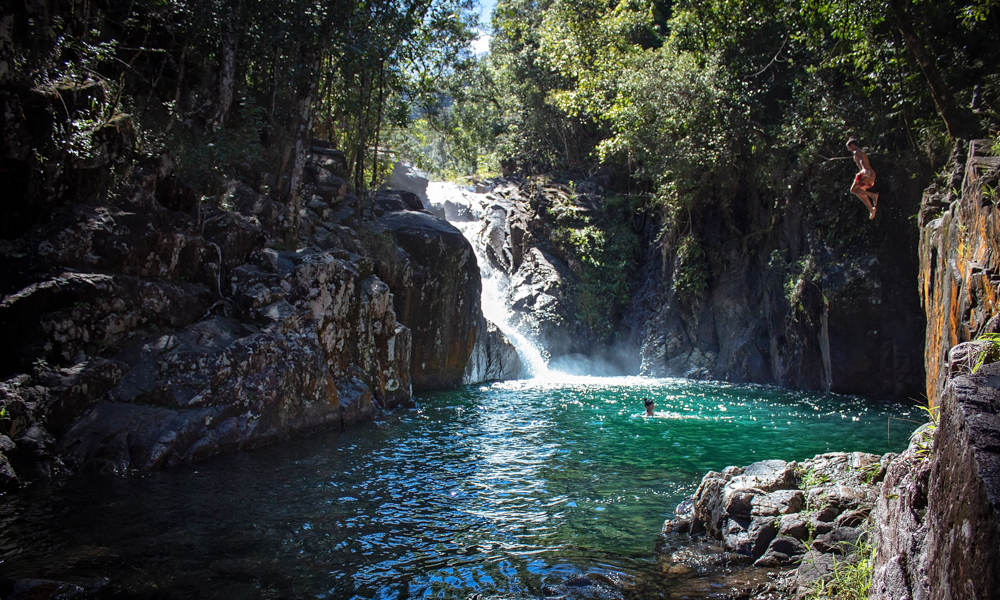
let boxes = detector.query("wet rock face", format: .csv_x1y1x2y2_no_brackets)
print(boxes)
919,139,1000,402
924,362,1000,600
633,207,925,399
371,209,481,391
452,179,607,360
0,141,522,487
658,452,888,597
871,362,1000,600
464,317,522,383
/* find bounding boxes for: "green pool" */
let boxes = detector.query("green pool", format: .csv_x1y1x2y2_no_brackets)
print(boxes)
0,377,918,599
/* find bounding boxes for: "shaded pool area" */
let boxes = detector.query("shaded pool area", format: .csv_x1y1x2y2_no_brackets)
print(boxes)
0,377,918,599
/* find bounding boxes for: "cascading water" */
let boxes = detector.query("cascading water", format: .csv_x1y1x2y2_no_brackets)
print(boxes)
0,171,922,600
425,180,554,378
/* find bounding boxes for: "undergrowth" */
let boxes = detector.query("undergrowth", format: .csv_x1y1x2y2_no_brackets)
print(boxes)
971,333,1000,373
805,537,875,600
915,403,940,460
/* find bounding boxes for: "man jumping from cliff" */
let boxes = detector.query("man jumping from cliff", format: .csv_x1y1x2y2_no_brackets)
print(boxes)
847,138,879,220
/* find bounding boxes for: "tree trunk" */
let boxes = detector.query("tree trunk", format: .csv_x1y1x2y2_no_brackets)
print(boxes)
165,45,187,134
285,53,320,244
353,69,372,218
211,2,238,130
370,59,386,191
888,0,972,139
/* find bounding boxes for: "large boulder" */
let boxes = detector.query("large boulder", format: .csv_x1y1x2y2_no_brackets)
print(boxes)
371,209,481,390
463,317,522,383
871,362,1000,600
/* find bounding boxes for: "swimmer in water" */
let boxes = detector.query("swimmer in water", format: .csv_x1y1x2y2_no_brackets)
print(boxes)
643,398,655,417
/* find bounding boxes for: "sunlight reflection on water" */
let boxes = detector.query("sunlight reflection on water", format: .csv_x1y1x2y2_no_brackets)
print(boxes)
0,377,917,599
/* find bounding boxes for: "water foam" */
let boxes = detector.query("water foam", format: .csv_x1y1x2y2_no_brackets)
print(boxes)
426,180,557,379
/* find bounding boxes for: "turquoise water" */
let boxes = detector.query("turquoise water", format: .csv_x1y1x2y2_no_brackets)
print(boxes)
0,377,917,599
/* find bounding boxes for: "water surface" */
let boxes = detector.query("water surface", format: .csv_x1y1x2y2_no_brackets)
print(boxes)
0,377,917,599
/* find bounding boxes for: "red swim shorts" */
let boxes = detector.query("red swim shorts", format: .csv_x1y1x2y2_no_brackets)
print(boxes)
853,172,875,190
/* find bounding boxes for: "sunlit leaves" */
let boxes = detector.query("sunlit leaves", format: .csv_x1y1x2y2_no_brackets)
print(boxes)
537,0,656,118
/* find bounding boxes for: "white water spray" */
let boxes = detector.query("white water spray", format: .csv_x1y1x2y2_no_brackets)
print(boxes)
425,180,555,379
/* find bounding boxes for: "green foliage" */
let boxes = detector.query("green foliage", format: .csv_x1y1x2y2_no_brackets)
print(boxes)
386,61,504,179
858,461,883,485
537,0,656,119
548,190,641,338
914,403,940,460
11,0,478,217
784,256,820,309
798,467,832,490
805,536,875,600
433,0,1000,234
672,234,709,302
601,45,749,223
971,333,1000,373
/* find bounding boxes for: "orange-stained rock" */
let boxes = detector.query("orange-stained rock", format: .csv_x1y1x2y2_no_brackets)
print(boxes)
918,139,1000,405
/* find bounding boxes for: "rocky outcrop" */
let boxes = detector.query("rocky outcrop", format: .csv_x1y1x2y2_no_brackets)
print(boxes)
871,136,1000,599
0,142,484,490
463,317,522,383
657,452,891,598
370,208,481,390
631,165,926,398
871,359,1000,600
918,139,1000,402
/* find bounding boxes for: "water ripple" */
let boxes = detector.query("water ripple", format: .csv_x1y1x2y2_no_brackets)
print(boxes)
0,378,916,599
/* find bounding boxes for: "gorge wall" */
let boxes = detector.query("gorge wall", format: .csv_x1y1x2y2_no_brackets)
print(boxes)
0,87,483,491
631,167,927,399
868,139,1000,599
918,139,1000,404
464,165,926,397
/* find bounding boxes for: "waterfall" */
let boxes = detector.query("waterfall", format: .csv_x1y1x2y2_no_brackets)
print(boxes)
424,180,552,378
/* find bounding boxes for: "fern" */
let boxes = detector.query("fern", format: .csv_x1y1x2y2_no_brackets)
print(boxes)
971,333,1000,374
805,536,875,600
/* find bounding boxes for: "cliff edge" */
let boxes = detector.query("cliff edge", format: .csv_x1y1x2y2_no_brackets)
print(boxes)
919,139,1000,403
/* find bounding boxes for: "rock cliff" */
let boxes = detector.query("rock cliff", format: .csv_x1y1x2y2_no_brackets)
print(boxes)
866,138,1000,599
0,141,483,491
631,167,926,399
918,139,1000,403
870,358,1000,600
